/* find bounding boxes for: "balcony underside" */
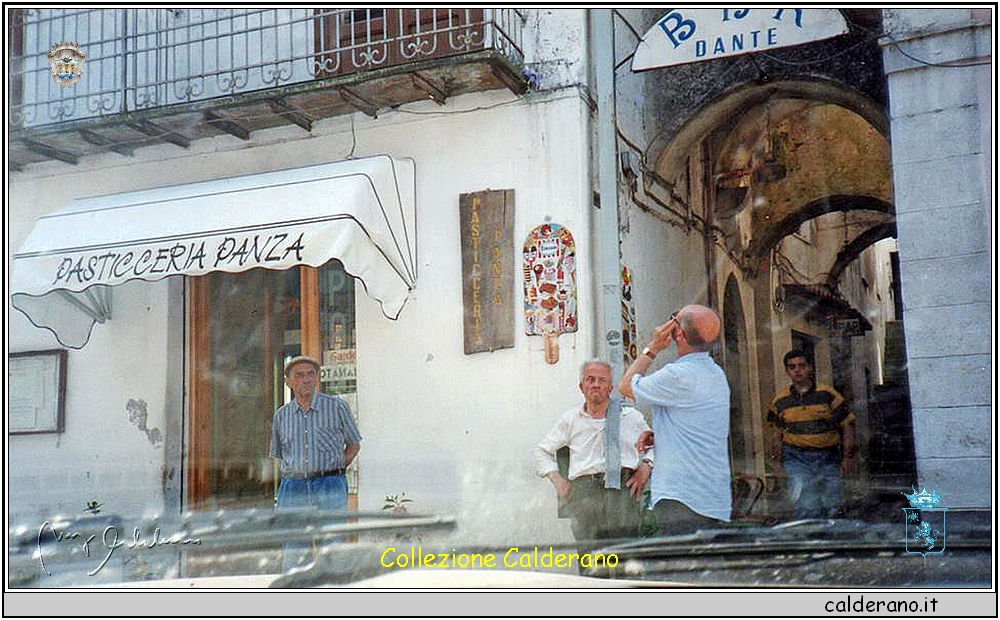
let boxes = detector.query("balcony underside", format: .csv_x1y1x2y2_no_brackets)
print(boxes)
10,51,527,170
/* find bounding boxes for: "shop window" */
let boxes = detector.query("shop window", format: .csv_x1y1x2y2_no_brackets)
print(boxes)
187,260,357,510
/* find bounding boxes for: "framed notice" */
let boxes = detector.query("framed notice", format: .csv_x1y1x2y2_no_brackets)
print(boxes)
9,350,67,434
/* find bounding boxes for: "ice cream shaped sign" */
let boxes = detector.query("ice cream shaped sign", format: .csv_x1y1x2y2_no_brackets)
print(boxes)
523,223,577,364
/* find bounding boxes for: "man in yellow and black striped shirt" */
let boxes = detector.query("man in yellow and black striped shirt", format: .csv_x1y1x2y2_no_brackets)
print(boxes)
766,350,856,518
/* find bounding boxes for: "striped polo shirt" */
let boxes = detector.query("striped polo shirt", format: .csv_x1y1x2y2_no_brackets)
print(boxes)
766,383,855,450
270,392,362,477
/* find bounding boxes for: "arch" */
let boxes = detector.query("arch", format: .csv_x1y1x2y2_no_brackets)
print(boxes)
743,194,894,267
651,78,889,181
825,221,898,287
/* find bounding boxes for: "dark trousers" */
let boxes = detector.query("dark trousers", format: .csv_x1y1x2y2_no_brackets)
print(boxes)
567,469,642,551
653,499,722,536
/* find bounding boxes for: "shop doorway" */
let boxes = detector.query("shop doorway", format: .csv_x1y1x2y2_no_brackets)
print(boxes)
186,260,358,510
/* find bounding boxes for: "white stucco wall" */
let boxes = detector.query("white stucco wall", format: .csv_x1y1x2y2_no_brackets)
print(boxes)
523,9,589,89
8,278,172,522
348,89,599,544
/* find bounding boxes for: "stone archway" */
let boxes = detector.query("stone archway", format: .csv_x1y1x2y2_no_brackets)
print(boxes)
743,196,894,271
651,77,889,186
643,75,899,517
710,99,895,275
825,221,897,287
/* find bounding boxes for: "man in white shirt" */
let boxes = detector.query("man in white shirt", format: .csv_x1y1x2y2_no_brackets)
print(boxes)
535,360,654,547
619,305,732,536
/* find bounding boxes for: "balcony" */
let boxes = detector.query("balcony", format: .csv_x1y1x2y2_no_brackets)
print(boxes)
8,8,527,169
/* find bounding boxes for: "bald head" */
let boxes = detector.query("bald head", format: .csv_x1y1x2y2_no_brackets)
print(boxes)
677,304,721,351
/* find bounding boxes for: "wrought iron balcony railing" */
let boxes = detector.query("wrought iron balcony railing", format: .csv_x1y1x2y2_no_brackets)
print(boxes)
9,8,526,129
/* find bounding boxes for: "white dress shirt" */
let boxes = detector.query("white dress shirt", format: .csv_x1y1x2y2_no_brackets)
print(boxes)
535,405,654,480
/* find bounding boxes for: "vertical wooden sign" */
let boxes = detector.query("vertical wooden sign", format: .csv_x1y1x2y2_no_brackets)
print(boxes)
459,189,515,354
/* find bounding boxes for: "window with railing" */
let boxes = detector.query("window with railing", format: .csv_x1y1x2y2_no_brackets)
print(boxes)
312,8,486,77
8,8,524,128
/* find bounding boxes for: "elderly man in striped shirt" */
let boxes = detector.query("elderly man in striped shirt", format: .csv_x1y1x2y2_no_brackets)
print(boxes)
270,355,362,567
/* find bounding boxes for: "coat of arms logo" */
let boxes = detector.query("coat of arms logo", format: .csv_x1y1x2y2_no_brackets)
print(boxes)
45,42,87,88
901,485,947,557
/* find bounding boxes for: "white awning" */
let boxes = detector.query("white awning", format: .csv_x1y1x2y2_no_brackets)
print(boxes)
11,155,416,348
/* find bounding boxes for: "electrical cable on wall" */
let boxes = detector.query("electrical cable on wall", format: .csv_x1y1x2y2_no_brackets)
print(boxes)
759,35,876,66
347,113,357,158
882,35,993,67
612,9,642,41
616,112,757,275
618,135,750,274
773,247,814,285
848,17,992,68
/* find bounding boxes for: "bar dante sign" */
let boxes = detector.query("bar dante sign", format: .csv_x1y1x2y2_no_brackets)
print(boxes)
459,190,515,354
632,8,849,71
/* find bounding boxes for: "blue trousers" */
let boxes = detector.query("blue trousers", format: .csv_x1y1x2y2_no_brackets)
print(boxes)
782,446,844,519
276,474,347,570
277,474,348,511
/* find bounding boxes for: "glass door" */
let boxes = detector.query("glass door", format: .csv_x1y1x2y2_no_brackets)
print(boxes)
318,263,359,502
187,259,357,510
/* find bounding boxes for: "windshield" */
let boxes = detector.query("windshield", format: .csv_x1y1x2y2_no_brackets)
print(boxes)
6,6,995,616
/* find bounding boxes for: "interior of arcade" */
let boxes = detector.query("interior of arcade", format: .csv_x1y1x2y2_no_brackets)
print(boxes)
639,77,915,521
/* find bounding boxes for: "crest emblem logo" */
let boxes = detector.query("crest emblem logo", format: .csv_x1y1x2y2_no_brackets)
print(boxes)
901,485,947,557
45,42,87,88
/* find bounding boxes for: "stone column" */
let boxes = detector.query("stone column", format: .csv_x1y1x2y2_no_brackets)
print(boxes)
880,8,992,509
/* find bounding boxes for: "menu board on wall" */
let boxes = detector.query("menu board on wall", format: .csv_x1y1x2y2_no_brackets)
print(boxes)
459,189,515,354
9,350,66,434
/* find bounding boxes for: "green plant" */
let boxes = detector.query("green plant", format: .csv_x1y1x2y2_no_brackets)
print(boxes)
639,489,658,537
382,493,412,515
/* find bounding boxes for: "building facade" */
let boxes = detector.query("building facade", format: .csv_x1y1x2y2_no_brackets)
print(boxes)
6,7,993,579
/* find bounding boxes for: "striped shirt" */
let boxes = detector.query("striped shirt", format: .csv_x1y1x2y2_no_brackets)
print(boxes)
270,392,362,476
767,383,855,450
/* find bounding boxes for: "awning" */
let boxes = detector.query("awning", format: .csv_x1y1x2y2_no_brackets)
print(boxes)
777,283,872,333
11,155,416,348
